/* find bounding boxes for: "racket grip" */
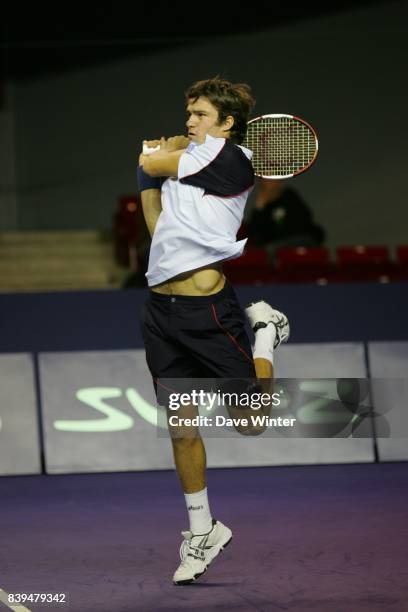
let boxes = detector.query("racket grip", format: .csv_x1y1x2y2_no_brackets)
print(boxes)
143,142,161,155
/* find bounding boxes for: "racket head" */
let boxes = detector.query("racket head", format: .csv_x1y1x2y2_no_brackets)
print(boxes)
242,113,319,179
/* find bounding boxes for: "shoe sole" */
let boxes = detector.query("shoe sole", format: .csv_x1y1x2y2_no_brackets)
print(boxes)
173,535,233,586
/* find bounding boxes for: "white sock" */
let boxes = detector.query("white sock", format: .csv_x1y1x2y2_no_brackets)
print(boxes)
184,487,213,535
252,323,276,364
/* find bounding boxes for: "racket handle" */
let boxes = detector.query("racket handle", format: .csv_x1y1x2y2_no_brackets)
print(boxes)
143,142,161,155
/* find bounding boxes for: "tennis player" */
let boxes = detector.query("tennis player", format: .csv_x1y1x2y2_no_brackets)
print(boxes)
138,78,290,585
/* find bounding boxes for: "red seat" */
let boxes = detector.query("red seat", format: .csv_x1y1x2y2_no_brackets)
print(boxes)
276,247,330,270
396,245,408,266
223,247,275,285
392,245,408,281
334,245,395,282
336,245,390,265
272,247,332,284
112,196,140,266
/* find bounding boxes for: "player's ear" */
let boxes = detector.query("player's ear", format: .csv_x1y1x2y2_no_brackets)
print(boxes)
222,115,234,133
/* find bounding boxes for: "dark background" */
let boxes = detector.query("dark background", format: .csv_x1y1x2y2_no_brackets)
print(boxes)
1,0,406,246
1,1,390,80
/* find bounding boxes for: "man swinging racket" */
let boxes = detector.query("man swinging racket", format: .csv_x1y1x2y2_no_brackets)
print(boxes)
138,77,290,585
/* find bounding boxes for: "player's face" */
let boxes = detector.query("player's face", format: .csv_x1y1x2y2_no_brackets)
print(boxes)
186,97,232,144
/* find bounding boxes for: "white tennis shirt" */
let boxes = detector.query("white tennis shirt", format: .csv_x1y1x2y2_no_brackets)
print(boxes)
145,134,254,287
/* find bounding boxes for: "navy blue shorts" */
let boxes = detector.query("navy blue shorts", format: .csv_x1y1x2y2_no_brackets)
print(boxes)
141,281,256,394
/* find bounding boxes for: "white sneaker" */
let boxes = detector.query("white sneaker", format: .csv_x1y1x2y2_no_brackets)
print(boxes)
245,300,290,348
173,519,232,585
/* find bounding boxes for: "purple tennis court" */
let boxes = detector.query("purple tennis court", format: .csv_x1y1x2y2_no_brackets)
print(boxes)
1,462,407,612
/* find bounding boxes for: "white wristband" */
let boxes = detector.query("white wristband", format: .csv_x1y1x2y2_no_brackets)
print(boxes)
143,142,161,155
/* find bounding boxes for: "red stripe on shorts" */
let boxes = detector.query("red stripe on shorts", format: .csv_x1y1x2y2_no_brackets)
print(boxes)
211,303,253,364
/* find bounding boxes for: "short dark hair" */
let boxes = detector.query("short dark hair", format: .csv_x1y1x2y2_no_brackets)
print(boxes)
185,77,256,144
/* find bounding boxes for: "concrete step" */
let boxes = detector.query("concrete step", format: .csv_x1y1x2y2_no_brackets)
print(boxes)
0,230,110,245
0,230,129,292
0,257,115,271
0,263,118,280
0,270,127,292
0,279,115,292
0,244,114,259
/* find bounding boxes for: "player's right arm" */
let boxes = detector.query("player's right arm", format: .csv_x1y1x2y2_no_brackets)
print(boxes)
138,136,190,237
138,143,164,238
140,188,162,238
138,136,189,237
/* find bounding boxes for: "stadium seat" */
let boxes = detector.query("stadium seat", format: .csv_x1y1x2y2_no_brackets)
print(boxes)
223,247,276,285
336,245,390,265
396,245,408,266
335,245,394,282
394,245,408,281
274,246,333,284
275,246,330,270
112,196,140,266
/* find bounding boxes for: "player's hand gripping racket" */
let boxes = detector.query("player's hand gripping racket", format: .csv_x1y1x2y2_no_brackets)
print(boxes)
242,114,318,179
143,142,161,154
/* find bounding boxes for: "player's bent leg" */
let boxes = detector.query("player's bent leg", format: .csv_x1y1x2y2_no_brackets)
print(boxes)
225,300,290,436
219,378,269,436
246,300,290,358
254,357,273,379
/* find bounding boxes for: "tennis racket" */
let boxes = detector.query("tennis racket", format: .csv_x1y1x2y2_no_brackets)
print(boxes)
242,114,318,179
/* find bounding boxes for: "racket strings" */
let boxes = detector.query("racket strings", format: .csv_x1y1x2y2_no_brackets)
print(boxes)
243,117,317,178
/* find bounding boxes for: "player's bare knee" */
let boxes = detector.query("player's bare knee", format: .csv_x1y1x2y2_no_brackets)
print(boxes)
171,434,201,449
235,422,267,437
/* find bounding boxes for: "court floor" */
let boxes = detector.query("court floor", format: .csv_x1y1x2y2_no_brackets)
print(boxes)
0,463,407,612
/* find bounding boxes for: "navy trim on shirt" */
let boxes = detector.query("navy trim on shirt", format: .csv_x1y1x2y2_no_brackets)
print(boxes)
180,140,254,197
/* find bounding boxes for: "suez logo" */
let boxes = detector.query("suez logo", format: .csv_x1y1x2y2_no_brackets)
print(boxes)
52,387,167,432
44,379,380,435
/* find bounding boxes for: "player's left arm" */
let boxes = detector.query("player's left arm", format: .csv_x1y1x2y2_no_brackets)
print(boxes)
140,149,185,177
140,135,190,178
